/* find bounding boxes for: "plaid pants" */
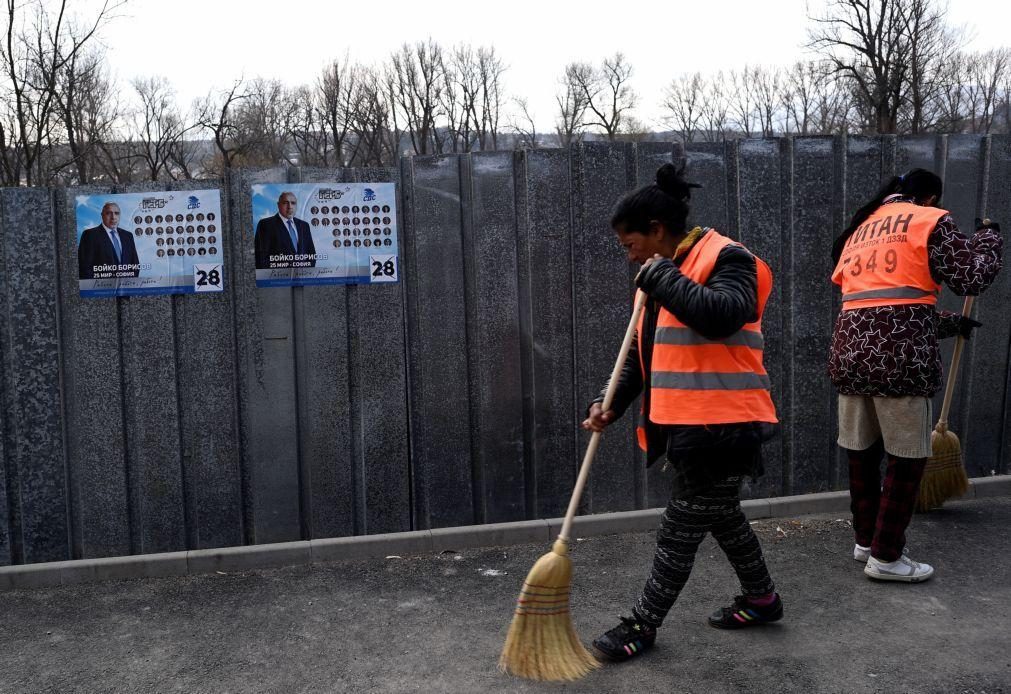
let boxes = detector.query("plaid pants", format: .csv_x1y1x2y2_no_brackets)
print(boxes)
846,439,927,562
632,476,776,628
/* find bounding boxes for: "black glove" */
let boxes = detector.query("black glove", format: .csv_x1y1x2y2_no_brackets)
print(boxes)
958,314,982,340
634,256,675,289
975,217,1001,234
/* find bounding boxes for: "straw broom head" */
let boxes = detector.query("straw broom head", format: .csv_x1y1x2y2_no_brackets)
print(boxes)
499,291,647,682
917,294,975,513
498,539,600,682
916,422,970,512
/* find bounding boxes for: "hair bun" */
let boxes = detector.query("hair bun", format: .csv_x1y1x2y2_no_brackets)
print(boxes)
656,163,701,201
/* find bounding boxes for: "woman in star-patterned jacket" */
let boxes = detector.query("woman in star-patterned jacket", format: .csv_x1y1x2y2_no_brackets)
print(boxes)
829,168,1003,583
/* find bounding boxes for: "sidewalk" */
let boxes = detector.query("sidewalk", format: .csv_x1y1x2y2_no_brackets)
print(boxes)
3,496,1010,694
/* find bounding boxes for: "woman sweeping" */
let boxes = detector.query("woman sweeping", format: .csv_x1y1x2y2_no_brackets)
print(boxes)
583,164,782,662
830,168,1002,582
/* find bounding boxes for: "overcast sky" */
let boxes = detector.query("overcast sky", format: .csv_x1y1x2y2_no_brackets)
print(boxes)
90,0,1011,130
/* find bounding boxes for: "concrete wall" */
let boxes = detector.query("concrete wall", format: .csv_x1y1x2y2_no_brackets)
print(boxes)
1,135,1008,566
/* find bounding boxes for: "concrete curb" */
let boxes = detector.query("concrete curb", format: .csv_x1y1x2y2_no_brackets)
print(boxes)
3,475,1008,591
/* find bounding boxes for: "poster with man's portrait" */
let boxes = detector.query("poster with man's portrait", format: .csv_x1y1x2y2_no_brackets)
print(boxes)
251,182,398,288
75,190,224,298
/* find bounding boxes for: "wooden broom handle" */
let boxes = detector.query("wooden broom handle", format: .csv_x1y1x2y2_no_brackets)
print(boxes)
558,290,649,544
937,295,974,428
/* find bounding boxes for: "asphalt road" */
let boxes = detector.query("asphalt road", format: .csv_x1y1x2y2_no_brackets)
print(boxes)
2,497,1009,693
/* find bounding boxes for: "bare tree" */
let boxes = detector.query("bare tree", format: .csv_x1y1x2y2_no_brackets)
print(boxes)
783,62,817,134
727,67,757,136
194,77,255,173
1003,67,1011,134
441,60,465,153
233,78,293,166
752,65,784,136
129,75,190,181
616,115,652,143
564,53,636,140
510,96,538,149
388,40,445,155
476,46,506,150
663,72,705,143
0,0,124,186
699,72,731,142
555,71,587,147
314,56,362,166
90,139,141,182
811,67,855,133
439,44,507,153
933,50,968,132
964,49,1009,133
809,0,912,133
50,48,118,183
283,83,327,167
902,0,958,133
166,127,200,180
443,44,475,152
349,67,401,166
927,47,1008,134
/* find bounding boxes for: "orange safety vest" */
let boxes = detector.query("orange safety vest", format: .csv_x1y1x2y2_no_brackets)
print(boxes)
636,229,778,449
831,201,946,311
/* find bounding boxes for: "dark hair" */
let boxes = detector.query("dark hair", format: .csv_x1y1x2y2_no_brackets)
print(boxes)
610,163,701,235
831,168,943,263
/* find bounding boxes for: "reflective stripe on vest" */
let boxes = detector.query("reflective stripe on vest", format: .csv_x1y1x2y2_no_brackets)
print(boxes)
840,286,940,302
655,326,765,350
635,229,778,440
832,201,946,311
652,371,772,390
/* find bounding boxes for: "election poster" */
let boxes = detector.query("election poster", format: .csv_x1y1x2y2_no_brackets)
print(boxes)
251,182,399,287
75,190,225,298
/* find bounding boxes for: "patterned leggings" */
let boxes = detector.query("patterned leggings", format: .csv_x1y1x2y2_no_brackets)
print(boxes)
633,477,776,628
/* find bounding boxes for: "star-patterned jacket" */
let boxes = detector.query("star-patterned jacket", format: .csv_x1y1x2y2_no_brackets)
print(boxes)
829,197,1003,397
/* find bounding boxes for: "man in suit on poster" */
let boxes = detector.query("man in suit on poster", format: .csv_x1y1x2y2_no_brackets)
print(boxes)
78,202,141,279
254,191,317,269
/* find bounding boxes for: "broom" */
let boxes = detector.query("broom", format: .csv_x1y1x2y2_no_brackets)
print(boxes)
499,289,648,682
916,294,974,512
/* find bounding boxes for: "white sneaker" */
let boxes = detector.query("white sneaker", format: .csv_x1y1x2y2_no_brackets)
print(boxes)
864,555,934,583
853,544,908,563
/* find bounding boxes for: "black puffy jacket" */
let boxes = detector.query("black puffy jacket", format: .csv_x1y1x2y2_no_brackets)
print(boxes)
592,232,779,484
